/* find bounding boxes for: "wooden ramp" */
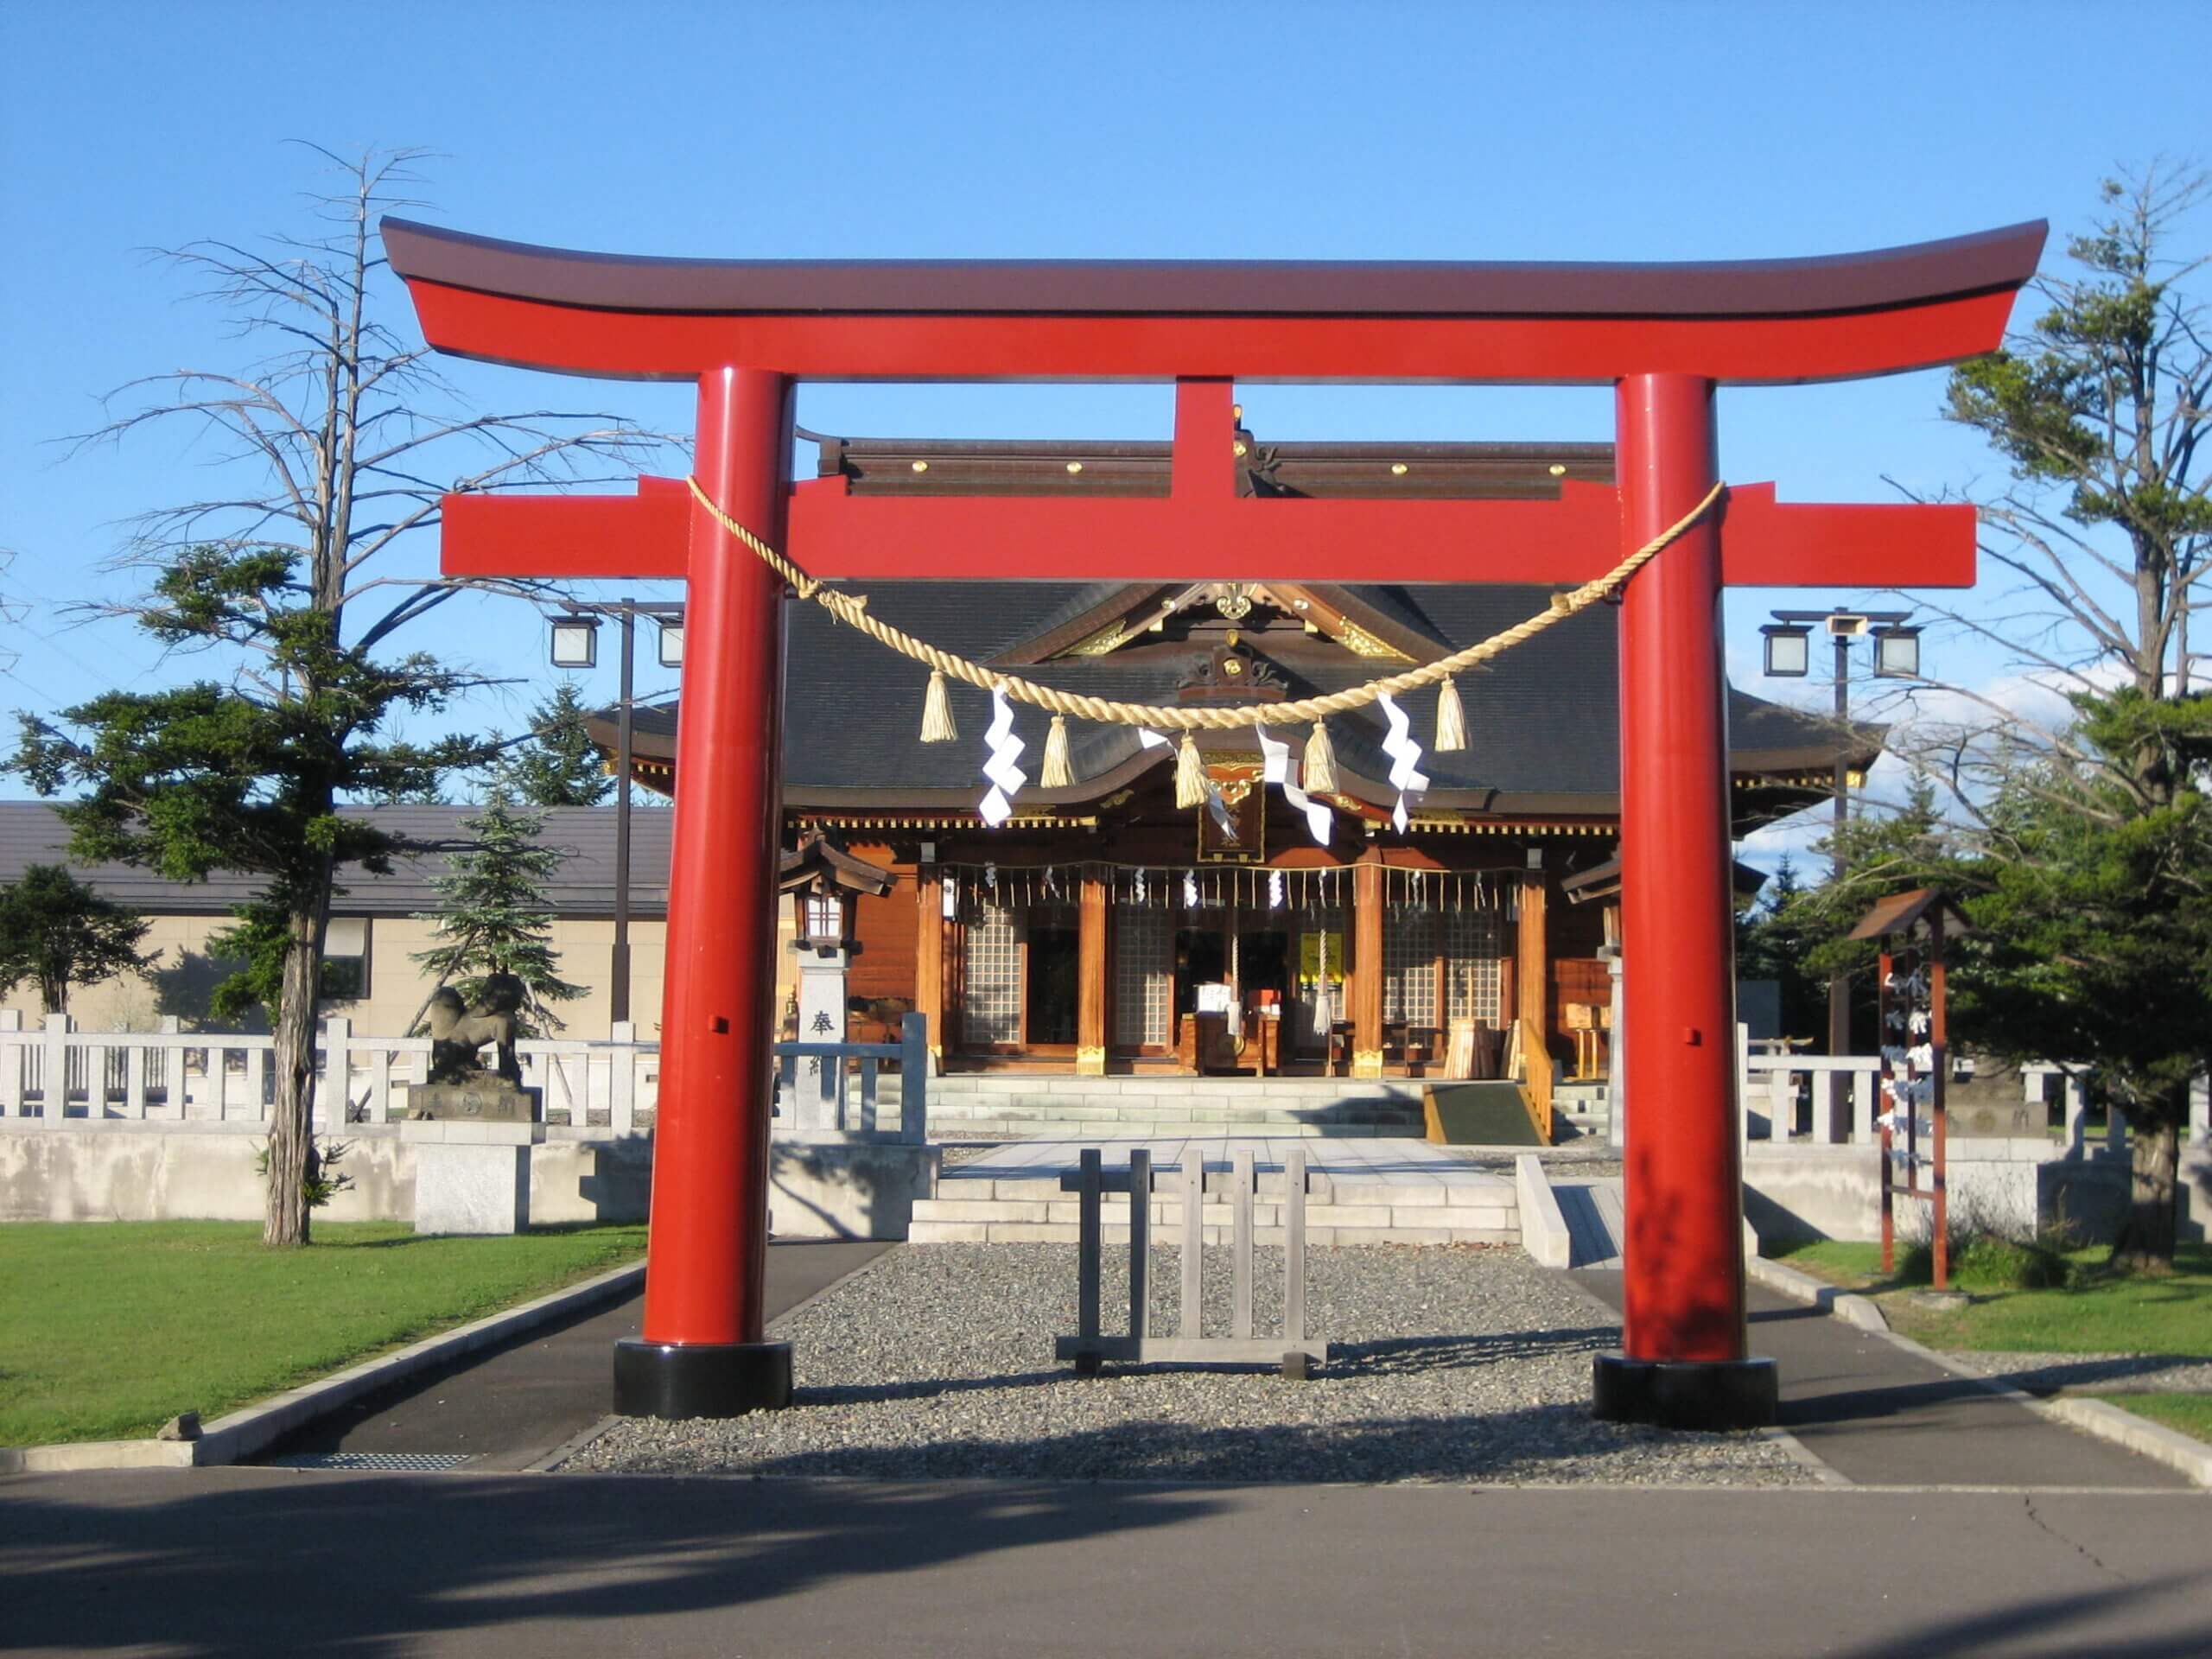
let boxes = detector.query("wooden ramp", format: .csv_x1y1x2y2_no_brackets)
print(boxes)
1551,1178,1624,1269
1422,1081,1548,1147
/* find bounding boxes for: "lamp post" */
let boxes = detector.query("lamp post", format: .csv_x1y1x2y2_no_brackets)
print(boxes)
1760,607,1921,1090
550,598,685,1028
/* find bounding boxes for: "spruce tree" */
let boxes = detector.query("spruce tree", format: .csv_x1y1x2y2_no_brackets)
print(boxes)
500,682,614,807
0,864,155,1016
410,795,584,1036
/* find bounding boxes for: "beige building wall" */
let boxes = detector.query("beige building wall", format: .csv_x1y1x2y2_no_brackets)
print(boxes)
6,906,798,1041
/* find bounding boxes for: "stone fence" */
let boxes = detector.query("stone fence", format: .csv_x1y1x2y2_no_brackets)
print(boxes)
0,1009,658,1133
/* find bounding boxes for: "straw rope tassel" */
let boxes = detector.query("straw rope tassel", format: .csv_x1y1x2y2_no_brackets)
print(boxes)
1434,675,1467,752
919,669,958,742
1303,720,1338,795
1174,731,1207,808
1039,715,1074,788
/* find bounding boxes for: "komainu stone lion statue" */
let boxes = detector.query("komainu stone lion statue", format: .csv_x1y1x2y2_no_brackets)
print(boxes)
423,973,526,1087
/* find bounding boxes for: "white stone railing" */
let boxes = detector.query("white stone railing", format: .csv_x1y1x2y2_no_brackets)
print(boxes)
1734,1029,2158,1157
774,1012,929,1145
0,1011,660,1135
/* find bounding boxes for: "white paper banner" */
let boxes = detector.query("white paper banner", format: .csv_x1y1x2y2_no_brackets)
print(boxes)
1184,870,1199,909
1268,868,1285,909
941,874,957,918
1376,692,1429,834
1255,725,1333,845
978,684,1027,827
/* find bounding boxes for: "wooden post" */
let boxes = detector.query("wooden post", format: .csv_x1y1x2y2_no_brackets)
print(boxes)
1077,864,1109,1075
1128,1147,1151,1339
1077,1147,1102,1343
914,860,944,1076
1180,1155,1204,1334
1231,1147,1255,1339
1351,856,1384,1078
1517,858,1553,1137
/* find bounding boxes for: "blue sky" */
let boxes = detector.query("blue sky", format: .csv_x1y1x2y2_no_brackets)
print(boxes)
2,2,2199,863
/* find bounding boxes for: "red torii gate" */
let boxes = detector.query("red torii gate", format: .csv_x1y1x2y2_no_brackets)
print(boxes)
387,219,2043,1428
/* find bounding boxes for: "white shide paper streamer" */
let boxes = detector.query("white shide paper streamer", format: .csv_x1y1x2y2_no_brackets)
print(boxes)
1375,691,1429,833
978,684,1027,827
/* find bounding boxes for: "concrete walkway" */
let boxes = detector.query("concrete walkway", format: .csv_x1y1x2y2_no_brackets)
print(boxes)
251,1239,889,1472
1573,1269,2192,1490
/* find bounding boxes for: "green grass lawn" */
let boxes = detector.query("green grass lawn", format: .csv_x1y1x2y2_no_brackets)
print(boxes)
1770,1238,2212,1357
0,1221,645,1446
2090,1393,2212,1445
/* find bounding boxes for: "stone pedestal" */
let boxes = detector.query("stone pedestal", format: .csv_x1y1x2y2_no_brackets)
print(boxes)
408,1080,539,1123
770,1137,941,1240
404,1121,543,1235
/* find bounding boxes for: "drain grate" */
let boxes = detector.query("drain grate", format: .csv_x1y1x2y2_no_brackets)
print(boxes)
267,1452,476,1471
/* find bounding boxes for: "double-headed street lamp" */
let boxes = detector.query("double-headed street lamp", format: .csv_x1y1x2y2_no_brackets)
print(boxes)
550,598,685,1027
1760,607,1923,1072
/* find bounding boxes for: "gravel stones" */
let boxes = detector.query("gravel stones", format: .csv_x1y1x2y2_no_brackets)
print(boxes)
569,1244,1809,1486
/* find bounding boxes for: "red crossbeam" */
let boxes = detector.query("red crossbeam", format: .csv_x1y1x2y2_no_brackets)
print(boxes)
440,477,1974,588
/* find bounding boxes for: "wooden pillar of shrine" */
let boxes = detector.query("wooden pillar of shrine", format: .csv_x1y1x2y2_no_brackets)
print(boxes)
914,858,944,1075
1077,864,1109,1074
1518,855,1554,1136
1351,855,1384,1078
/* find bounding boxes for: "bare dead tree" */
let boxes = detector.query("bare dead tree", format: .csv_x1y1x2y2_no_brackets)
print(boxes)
14,148,672,1246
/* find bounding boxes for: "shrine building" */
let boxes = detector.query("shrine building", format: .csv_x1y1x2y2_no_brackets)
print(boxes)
592,428,1870,1120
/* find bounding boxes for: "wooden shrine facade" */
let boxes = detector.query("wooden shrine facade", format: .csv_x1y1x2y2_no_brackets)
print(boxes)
594,431,1866,1111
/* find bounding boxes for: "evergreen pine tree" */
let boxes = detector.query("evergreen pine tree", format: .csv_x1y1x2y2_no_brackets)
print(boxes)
499,683,613,807
410,795,584,1035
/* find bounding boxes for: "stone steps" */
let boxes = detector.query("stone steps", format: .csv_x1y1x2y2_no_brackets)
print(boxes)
920,1083,1425,1140
931,1119,1414,1141
908,1175,1518,1247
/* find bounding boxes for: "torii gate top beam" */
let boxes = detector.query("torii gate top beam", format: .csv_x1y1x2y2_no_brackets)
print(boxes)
383,218,2045,387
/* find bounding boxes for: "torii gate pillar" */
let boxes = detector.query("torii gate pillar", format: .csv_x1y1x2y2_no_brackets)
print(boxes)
612,367,797,1417
1603,373,1773,1422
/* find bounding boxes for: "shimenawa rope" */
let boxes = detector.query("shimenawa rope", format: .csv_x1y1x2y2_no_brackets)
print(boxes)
683,474,1725,734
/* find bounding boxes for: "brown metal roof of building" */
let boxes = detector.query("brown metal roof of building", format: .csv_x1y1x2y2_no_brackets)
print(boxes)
0,804,672,919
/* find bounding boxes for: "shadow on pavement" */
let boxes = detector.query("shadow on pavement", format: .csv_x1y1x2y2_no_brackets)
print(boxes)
1,1473,1219,1657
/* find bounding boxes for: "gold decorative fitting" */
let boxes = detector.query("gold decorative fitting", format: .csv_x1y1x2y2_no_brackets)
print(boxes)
1065,461,1084,474
1548,463,1567,477
1390,462,1409,476
1231,404,1243,420
911,460,929,473
1232,441,1249,458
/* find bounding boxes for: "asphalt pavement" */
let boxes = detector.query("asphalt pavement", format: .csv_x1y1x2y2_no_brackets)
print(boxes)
5,1471,2205,1656
251,1239,890,1471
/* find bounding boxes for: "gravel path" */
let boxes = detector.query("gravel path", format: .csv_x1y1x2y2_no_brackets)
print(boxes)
569,1243,1809,1486
1937,1350,2212,1395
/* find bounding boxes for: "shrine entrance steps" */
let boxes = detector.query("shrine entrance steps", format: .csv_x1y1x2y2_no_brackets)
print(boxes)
912,1074,1427,1141
907,1135,1518,1246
